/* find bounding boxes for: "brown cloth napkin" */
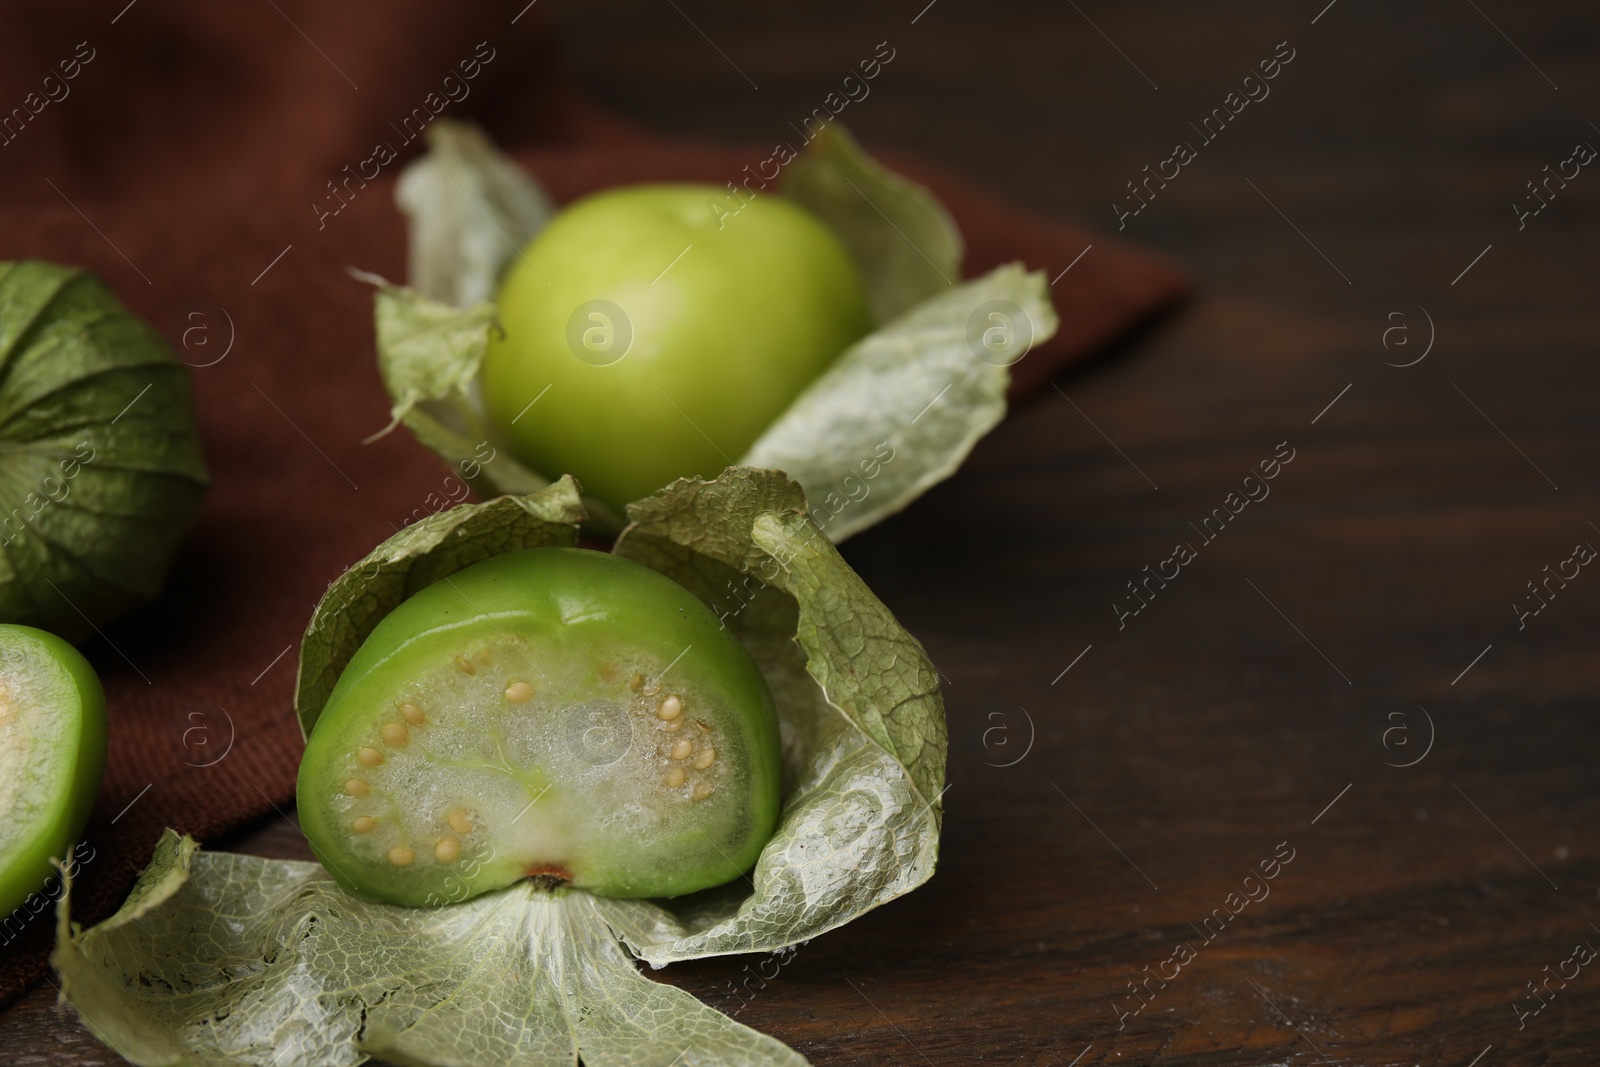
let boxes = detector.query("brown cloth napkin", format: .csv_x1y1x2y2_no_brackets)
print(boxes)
0,0,1186,1008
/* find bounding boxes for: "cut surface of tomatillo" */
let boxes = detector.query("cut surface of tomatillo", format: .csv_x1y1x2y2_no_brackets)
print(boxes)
297,548,782,906
0,624,107,918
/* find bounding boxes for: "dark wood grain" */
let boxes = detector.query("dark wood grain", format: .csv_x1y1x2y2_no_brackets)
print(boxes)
8,1,1600,1064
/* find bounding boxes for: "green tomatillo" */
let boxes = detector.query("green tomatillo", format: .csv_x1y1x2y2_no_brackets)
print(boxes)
296,547,782,907
0,261,208,641
481,184,873,513
0,623,107,920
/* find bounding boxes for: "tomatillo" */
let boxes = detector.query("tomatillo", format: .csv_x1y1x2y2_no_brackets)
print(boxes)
0,624,107,919
297,548,782,906
482,184,873,513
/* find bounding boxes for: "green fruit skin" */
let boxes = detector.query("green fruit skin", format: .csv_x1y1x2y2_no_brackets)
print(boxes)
482,184,873,513
0,624,107,920
297,548,783,906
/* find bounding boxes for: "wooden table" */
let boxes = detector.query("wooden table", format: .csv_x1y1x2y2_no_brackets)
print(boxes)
9,1,1599,1063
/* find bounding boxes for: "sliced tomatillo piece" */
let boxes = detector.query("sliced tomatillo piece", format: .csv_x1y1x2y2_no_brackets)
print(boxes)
297,547,782,906
0,624,107,919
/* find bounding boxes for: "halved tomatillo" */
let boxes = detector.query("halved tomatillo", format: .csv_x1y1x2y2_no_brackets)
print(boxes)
297,548,782,906
0,624,107,919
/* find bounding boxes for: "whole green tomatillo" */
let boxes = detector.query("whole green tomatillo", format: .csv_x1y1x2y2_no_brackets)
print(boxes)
0,624,107,920
481,184,872,513
0,261,207,641
297,547,782,906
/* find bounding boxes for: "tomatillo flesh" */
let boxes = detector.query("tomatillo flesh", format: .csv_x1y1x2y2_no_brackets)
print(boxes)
0,624,107,919
482,184,873,513
297,548,782,906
